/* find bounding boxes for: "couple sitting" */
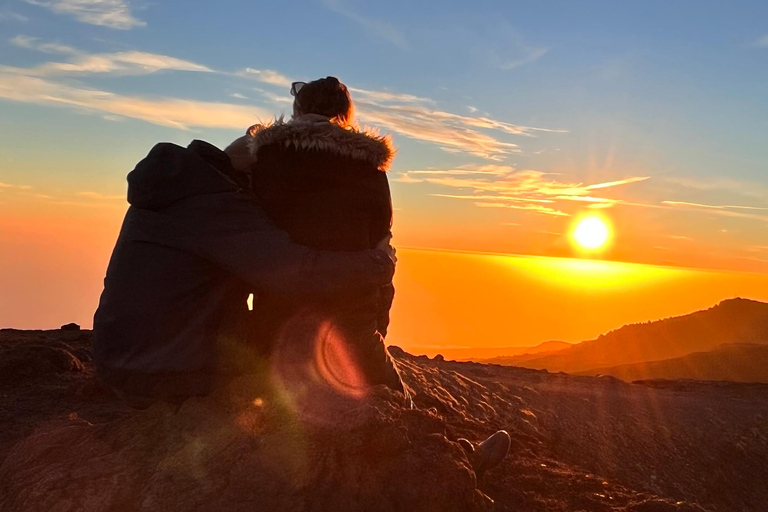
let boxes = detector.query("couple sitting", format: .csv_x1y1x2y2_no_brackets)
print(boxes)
93,76,508,471
94,76,402,403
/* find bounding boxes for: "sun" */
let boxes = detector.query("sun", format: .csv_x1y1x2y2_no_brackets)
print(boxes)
571,215,611,251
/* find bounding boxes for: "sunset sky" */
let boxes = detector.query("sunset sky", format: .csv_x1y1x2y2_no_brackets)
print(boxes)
1,1,767,347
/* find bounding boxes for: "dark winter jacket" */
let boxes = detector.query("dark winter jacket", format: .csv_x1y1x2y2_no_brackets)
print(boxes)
92,140,394,398
246,116,402,391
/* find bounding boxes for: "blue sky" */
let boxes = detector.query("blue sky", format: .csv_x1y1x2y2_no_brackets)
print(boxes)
1,0,768,274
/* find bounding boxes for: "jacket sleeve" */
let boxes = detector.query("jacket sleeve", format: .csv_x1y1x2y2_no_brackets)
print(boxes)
376,283,395,338
173,191,394,296
369,171,395,337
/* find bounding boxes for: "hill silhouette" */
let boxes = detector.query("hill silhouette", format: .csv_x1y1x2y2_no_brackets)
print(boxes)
576,343,768,383
485,298,768,376
423,340,573,362
3,328,768,511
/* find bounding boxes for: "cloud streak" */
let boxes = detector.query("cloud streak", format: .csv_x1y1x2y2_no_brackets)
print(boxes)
322,0,408,49
0,182,32,190
398,165,649,216
358,106,522,159
661,200,768,212
661,200,768,223
26,0,145,30
8,37,212,76
355,103,564,160
11,35,78,54
78,191,124,200
251,77,564,160
0,73,271,129
664,175,768,200
237,68,292,87
3,37,564,158
0,10,29,22
501,47,549,70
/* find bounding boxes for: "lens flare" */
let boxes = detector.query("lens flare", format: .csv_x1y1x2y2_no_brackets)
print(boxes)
571,215,611,251
269,313,370,426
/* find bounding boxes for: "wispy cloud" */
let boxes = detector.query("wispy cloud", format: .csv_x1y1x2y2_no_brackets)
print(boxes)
753,34,768,48
471,21,549,71
0,73,271,129
473,201,568,216
47,199,127,208
78,191,124,200
26,0,145,30
664,175,768,200
3,37,562,157
397,165,649,216
500,47,549,70
251,78,564,160
661,200,768,223
661,200,768,212
7,37,212,76
237,68,292,87
0,182,32,190
12,189,125,207
407,164,510,176
348,87,433,105
11,35,78,54
0,10,29,22
356,103,564,160
358,106,522,159
254,87,293,105
349,86,566,159
586,177,650,190
322,0,408,49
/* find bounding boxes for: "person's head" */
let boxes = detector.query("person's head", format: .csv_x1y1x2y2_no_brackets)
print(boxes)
291,76,353,125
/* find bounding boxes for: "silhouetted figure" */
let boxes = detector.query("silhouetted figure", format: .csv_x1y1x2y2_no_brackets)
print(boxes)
244,77,404,394
93,137,396,405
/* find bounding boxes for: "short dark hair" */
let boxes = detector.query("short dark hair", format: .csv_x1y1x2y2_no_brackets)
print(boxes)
295,76,353,124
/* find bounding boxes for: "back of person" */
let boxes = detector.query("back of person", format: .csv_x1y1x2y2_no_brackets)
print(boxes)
248,77,401,392
92,136,398,404
252,124,391,251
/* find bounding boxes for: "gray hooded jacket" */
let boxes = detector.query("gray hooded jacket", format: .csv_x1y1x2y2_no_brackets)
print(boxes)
92,140,393,396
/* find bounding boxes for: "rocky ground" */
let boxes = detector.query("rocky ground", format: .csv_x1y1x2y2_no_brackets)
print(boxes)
2,329,767,512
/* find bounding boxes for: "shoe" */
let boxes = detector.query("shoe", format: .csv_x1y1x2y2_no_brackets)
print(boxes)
458,430,511,475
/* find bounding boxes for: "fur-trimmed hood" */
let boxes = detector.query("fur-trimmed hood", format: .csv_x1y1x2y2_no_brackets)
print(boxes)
248,115,393,171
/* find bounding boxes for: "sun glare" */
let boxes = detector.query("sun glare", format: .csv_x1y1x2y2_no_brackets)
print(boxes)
571,215,611,251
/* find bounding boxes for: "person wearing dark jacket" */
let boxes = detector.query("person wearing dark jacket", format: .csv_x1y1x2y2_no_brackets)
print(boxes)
93,138,396,404
245,77,405,395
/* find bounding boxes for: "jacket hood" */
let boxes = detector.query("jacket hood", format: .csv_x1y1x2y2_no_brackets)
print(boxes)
248,115,394,171
127,140,238,209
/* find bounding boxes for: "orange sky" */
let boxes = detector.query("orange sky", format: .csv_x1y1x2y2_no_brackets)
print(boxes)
2,1,768,354
2,199,767,359
389,248,768,356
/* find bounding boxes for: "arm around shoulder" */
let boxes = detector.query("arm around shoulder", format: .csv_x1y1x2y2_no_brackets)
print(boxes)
182,191,394,295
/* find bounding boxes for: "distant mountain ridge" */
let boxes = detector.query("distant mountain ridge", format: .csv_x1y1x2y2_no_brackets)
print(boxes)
410,340,573,361
485,298,768,378
578,343,768,383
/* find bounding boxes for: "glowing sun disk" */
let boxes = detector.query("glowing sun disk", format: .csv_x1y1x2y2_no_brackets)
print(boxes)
572,216,610,250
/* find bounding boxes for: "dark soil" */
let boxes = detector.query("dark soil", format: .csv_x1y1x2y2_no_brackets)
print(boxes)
2,329,767,511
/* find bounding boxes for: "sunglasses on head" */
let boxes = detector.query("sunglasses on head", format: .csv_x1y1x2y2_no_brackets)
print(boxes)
290,82,306,96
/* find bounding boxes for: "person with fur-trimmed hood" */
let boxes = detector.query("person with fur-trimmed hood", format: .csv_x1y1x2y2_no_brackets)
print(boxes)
93,79,399,405
241,76,405,396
